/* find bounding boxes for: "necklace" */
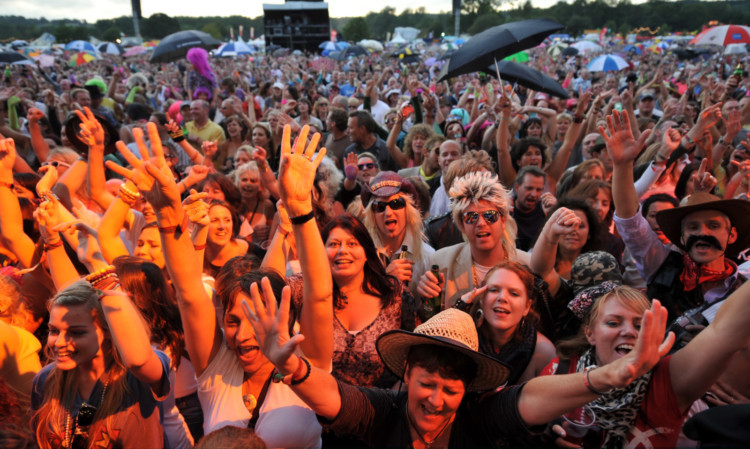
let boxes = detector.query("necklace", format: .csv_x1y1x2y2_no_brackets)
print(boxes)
64,375,109,449
471,262,479,288
406,405,453,449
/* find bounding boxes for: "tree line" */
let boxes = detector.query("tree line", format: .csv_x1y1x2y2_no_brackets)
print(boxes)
1,0,749,45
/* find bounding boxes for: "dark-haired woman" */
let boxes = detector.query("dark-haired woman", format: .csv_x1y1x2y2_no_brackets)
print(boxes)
113,256,197,447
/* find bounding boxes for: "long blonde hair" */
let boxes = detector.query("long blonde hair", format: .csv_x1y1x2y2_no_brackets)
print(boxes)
364,191,427,264
34,281,129,449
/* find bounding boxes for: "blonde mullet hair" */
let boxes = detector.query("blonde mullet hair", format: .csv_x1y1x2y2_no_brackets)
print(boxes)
449,171,517,260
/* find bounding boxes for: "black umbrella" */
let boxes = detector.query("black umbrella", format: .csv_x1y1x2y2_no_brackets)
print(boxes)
486,60,569,99
0,52,31,65
150,30,222,63
561,46,579,57
342,45,368,58
438,18,564,81
438,48,456,61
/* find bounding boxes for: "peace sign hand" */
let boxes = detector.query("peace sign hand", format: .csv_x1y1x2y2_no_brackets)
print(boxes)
75,107,105,149
105,123,181,223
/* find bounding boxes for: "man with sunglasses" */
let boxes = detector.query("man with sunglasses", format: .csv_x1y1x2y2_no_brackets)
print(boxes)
416,171,530,308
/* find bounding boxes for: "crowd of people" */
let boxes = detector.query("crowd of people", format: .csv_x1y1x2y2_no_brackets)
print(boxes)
0,35,750,448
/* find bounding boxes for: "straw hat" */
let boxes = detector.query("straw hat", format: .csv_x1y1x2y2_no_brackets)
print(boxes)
376,309,510,391
655,192,750,259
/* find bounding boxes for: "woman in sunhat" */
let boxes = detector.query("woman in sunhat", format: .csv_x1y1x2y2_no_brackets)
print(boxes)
243,272,678,449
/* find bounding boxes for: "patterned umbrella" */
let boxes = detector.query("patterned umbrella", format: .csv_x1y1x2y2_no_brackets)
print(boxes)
124,46,148,57
690,25,750,46
586,54,629,72
214,41,256,57
98,42,124,55
69,52,98,66
66,40,97,53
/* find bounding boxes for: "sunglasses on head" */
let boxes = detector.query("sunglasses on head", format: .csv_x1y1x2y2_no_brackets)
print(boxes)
372,197,406,213
462,210,501,225
357,162,376,170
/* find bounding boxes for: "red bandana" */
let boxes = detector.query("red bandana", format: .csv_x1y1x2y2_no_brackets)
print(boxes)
680,254,736,292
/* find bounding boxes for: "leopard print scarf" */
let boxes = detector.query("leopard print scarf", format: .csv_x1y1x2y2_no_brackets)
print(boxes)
576,348,653,448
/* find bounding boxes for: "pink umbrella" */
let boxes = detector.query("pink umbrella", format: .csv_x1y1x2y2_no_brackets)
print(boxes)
689,25,750,46
124,46,148,57
33,54,55,67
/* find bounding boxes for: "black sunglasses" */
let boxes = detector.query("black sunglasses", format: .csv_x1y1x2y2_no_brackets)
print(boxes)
357,162,376,170
372,197,406,213
41,161,71,168
462,210,501,225
70,403,98,449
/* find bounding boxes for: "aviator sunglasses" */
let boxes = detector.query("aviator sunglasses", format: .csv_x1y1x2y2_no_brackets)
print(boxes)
462,210,501,225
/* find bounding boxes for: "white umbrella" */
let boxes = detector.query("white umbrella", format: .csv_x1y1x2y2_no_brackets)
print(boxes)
725,43,748,55
571,41,602,54
587,54,630,72
214,41,256,57
358,39,384,52
98,42,124,55
690,25,750,47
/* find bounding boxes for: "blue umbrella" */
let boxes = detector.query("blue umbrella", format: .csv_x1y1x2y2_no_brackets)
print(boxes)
623,44,643,55
319,41,345,56
66,40,97,53
214,41,256,57
587,54,629,72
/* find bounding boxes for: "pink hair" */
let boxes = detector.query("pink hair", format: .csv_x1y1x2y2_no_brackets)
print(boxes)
167,101,183,124
186,47,217,88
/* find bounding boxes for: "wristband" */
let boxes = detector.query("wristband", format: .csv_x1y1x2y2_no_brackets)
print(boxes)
193,243,206,251
289,356,312,386
168,127,186,143
0,181,14,190
289,210,314,225
44,239,64,251
583,367,610,395
573,114,584,123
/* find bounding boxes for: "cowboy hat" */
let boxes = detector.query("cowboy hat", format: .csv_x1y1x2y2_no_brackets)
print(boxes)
376,308,509,391
655,192,750,258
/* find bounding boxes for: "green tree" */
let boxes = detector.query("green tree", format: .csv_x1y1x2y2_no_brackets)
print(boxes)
462,0,503,15
102,26,121,41
142,13,180,39
467,12,503,34
342,17,370,42
201,22,224,40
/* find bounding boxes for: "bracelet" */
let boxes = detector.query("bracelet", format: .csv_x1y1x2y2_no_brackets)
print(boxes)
193,243,206,250
277,227,290,239
683,135,695,146
44,239,64,251
289,210,314,225
583,367,610,395
119,182,141,204
0,180,14,190
290,356,312,386
158,215,187,239
85,265,119,289
573,114,584,123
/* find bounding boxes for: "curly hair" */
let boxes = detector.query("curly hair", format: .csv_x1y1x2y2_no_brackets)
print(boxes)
403,124,435,162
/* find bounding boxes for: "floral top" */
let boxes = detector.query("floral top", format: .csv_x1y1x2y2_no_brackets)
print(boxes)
289,275,419,388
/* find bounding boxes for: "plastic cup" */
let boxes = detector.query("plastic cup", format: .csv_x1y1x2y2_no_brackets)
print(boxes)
561,405,596,445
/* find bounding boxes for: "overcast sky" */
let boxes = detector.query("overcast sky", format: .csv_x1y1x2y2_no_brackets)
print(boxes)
6,0,560,22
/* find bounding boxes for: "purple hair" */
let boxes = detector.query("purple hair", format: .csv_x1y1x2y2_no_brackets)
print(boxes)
193,86,213,100
186,47,217,88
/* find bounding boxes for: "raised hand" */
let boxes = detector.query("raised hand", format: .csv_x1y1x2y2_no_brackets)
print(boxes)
344,151,358,180
201,140,218,160
695,103,722,131
105,123,181,222
75,107,105,149
71,198,101,229
545,207,582,242
277,124,326,216
36,164,58,197
661,127,682,154
724,109,742,141
183,164,209,187
599,110,651,166
33,199,62,242
27,107,45,124
241,277,305,372
693,158,717,193
183,189,210,227
458,284,488,306
540,192,558,216
0,137,17,174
